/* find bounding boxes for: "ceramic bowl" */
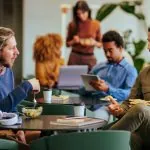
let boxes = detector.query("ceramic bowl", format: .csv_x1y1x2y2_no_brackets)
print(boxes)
0,113,18,125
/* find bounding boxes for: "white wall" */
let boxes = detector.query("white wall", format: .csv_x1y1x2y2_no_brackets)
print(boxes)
23,0,150,78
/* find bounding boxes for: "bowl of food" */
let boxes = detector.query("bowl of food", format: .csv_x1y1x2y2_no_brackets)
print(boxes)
0,112,18,126
22,106,43,118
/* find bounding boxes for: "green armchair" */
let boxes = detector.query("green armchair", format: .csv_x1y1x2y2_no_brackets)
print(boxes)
30,130,131,150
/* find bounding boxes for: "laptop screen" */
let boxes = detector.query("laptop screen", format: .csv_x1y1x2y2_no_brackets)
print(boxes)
57,65,88,90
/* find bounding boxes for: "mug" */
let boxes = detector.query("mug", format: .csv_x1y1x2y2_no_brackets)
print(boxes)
43,89,52,103
74,104,85,117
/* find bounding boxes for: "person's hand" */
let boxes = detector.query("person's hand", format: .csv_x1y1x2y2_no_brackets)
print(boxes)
107,97,124,117
73,35,80,43
16,130,26,144
28,78,40,93
90,38,97,46
90,79,109,92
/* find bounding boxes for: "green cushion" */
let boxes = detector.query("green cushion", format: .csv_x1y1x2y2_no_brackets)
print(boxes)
0,139,18,150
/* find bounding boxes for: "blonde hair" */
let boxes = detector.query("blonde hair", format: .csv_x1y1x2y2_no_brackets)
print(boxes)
0,27,14,50
33,33,64,88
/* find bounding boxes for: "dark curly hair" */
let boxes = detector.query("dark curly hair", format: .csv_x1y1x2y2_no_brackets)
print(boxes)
102,30,124,48
148,27,150,32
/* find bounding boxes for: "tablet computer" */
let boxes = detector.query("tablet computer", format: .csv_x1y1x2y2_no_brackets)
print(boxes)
81,74,100,91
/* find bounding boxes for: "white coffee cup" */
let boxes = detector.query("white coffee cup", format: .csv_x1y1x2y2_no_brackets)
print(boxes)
74,105,85,117
43,89,52,103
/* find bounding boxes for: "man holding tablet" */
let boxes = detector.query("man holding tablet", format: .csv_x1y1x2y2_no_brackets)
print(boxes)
79,30,137,122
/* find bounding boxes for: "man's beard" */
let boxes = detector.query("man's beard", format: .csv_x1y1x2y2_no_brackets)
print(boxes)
108,59,114,63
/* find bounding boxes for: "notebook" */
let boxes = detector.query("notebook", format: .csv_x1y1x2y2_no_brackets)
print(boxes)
50,117,104,127
57,65,88,90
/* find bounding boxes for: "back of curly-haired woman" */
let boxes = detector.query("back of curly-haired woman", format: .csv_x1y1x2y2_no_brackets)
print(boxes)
33,33,64,88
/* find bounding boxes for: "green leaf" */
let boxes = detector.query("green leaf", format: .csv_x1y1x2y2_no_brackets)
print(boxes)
134,13,145,20
134,58,145,73
96,4,117,21
120,2,145,20
120,2,135,14
133,40,146,57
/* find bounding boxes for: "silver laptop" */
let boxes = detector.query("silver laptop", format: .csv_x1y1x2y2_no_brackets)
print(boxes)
57,65,88,90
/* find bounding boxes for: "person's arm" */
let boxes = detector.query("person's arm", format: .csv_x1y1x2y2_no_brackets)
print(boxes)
66,23,78,47
90,66,137,102
108,67,145,117
90,79,131,102
107,69,138,102
120,73,142,113
107,69,143,118
0,81,32,112
107,86,131,102
0,78,40,112
67,36,80,47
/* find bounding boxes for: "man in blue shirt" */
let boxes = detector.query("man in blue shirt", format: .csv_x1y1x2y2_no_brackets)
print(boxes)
80,30,137,121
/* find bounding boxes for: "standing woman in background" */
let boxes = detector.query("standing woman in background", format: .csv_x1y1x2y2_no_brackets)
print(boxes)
66,0,102,71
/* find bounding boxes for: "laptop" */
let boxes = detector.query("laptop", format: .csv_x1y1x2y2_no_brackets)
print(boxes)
57,65,88,90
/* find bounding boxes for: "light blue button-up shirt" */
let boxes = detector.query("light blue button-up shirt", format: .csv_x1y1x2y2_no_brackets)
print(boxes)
89,58,137,102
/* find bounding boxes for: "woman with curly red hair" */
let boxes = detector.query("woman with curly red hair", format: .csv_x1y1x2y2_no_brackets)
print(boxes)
33,33,64,88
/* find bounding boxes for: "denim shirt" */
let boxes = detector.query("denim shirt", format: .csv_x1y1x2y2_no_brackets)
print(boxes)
80,58,138,111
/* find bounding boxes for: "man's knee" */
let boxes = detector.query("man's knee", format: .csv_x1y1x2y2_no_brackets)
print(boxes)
129,104,149,114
